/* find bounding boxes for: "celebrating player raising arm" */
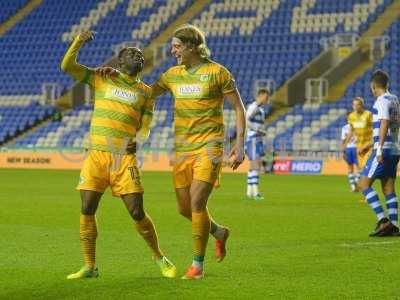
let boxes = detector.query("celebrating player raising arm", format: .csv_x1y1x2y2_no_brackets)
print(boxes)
61,31,176,279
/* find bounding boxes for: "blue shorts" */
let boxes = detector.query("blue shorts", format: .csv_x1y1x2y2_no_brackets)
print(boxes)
245,138,265,161
345,148,358,165
362,150,400,179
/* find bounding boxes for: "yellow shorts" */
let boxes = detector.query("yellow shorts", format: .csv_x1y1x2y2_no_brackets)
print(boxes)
77,149,143,197
173,147,223,189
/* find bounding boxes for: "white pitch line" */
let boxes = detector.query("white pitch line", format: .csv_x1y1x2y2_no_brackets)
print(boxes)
340,240,400,248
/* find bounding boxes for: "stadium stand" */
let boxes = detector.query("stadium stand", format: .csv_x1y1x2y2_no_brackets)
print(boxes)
0,0,193,96
1,0,396,153
269,19,399,153
0,0,28,24
0,101,55,145
13,105,92,149
143,0,394,151
1,0,193,147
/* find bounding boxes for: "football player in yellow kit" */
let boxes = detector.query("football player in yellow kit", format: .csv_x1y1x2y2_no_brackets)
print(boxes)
61,31,176,279
98,24,246,279
152,24,246,279
346,97,373,190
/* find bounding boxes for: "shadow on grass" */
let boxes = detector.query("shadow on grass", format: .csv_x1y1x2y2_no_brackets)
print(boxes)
1,272,220,300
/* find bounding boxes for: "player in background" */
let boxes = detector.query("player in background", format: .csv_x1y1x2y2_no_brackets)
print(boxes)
97,24,246,280
341,117,360,192
359,70,400,237
61,31,176,279
245,88,270,200
346,97,373,185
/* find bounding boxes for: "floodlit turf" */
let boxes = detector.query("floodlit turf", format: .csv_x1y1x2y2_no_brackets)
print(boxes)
1,169,400,299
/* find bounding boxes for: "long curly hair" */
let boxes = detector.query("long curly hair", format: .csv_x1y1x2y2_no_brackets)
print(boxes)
173,24,211,58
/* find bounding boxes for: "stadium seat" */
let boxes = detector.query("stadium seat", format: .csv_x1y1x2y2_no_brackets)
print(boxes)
3,0,396,153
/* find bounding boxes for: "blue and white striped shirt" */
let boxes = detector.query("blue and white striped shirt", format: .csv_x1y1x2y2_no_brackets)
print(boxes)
372,92,400,155
246,102,266,141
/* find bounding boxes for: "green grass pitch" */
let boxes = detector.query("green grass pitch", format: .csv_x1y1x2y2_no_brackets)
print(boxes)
1,169,400,299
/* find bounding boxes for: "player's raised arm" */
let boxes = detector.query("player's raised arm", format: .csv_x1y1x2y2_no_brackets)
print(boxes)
225,89,246,170
61,31,95,81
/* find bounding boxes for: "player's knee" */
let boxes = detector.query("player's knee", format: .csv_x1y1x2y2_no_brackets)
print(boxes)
129,205,145,221
81,201,97,215
358,182,366,191
383,186,395,195
191,200,206,213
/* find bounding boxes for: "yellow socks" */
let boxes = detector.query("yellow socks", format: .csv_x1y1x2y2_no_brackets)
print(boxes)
79,214,97,269
192,211,211,267
183,207,222,238
134,214,163,259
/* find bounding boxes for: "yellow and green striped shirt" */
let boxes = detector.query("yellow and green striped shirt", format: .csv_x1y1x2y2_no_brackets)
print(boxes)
83,71,154,152
156,60,236,152
61,37,154,153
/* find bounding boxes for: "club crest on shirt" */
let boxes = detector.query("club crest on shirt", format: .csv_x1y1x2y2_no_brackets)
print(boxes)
106,88,137,104
199,74,210,82
177,84,202,96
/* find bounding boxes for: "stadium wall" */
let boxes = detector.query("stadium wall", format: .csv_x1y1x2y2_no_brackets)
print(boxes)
0,151,350,175
272,156,349,175
0,151,250,173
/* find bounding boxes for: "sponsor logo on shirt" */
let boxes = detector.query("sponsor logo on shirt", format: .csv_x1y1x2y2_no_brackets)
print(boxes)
177,84,202,96
106,88,137,103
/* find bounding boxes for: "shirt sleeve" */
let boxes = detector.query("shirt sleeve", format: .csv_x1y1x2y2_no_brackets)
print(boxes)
246,104,258,120
376,98,390,120
218,66,236,94
347,115,354,129
246,104,262,131
60,37,95,86
81,69,97,87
